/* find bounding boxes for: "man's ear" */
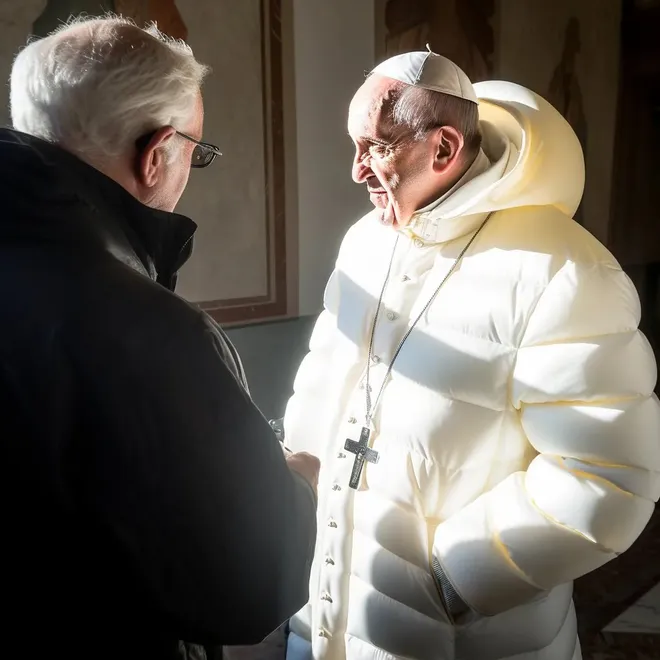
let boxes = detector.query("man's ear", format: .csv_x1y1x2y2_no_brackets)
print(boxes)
135,126,177,187
431,126,465,174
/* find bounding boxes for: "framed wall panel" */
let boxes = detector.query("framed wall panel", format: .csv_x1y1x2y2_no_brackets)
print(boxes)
174,0,288,325
119,0,289,325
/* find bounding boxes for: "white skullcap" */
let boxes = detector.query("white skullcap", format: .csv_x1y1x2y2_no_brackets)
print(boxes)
371,49,478,104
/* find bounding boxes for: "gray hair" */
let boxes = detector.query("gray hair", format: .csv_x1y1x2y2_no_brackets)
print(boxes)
10,14,210,165
391,85,482,159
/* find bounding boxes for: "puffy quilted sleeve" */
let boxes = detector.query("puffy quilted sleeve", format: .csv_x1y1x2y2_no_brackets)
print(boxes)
432,260,660,617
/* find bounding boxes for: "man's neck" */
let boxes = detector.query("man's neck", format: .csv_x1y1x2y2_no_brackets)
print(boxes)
59,143,143,204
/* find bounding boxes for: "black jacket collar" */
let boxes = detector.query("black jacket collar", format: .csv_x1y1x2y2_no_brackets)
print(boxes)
0,128,197,290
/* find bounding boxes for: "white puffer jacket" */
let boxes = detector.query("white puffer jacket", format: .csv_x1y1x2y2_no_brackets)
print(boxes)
283,81,660,660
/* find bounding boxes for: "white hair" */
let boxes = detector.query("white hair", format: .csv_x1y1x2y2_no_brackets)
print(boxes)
391,85,482,158
9,14,209,165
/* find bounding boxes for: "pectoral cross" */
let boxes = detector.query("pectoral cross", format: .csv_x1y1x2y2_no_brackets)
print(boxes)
344,426,380,489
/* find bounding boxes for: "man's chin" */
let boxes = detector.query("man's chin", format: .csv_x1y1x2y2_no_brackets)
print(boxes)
376,205,414,230
367,192,407,228
369,191,388,208
376,201,397,227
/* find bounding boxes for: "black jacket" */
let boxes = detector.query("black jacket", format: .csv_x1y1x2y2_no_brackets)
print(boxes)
0,129,316,659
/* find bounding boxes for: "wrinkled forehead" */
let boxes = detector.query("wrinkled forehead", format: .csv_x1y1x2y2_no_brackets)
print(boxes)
348,75,402,139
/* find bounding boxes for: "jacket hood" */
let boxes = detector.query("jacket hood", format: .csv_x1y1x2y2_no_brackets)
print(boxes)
406,81,585,244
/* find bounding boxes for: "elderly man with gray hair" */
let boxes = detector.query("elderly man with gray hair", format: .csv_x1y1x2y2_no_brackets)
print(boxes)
0,15,319,660
282,50,660,660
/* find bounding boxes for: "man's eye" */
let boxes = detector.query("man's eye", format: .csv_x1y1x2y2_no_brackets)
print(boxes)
368,143,390,157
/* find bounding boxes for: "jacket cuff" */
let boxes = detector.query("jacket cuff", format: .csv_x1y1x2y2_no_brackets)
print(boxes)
432,555,470,621
290,469,318,506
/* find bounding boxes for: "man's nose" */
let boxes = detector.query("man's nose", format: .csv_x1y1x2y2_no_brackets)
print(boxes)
352,155,371,184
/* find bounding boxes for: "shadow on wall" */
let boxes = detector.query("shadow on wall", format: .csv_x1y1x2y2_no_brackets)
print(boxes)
546,16,588,227
226,316,318,420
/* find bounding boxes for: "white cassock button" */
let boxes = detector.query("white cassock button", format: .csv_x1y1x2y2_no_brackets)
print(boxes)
318,629,330,638
328,519,337,528
325,556,335,566
414,239,424,249
371,355,381,364
337,452,346,459
386,311,398,321
401,274,411,282
321,592,333,603
332,484,341,491
348,416,357,424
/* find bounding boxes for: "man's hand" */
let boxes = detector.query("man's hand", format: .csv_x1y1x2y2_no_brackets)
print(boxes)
286,452,321,494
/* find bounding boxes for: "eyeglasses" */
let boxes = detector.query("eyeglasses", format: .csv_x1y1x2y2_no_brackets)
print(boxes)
175,131,223,168
135,130,222,169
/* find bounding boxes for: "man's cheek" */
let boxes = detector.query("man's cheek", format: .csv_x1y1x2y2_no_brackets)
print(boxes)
370,161,387,185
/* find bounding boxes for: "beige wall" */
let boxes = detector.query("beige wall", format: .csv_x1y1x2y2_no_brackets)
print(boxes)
0,0,46,128
374,0,388,63
293,0,375,315
175,0,269,303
